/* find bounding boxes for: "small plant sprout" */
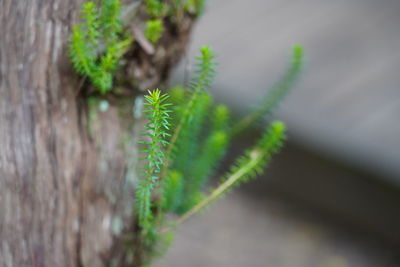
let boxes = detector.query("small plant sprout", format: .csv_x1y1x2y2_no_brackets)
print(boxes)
137,89,171,229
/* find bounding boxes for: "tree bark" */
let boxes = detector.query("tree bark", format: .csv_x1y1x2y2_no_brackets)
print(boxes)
0,0,195,266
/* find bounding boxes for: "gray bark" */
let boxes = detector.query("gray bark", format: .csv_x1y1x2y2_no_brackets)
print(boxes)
0,0,194,266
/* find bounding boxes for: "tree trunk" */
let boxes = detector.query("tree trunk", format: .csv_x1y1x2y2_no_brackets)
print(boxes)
0,0,195,266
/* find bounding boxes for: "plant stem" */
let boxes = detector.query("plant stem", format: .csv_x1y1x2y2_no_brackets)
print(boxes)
161,84,201,179
164,150,260,230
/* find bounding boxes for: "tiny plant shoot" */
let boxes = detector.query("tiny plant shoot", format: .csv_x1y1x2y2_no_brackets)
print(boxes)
137,89,171,229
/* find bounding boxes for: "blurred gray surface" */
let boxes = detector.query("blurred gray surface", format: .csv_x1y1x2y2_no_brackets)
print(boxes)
154,142,400,267
154,192,398,267
161,2,400,266
172,0,400,182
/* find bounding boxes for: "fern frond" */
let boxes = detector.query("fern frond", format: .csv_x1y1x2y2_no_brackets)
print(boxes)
161,170,184,212
181,130,229,211
223,121,286,186
69,0,132,94
145,19,164,44
136,89,172,228
210,104,230,133
184,0,206,16
171,92,212,176
168,86,187,103
100,0,123,44
178,104,230,211
170,92,213,212
175,121,286,224
232,46,304,136
99,36,132,72
145,0,168,18
163,46,217,175
167,86,188,126
189,45,217,91
82,1,100,53
69,25,95,76
91,69,113,94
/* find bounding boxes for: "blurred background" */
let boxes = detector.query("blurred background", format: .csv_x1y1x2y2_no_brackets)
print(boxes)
156,0,400,266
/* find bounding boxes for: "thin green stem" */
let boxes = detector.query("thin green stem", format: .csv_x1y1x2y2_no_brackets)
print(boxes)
166,150,260,230
232,45,303,137
161,46,216,179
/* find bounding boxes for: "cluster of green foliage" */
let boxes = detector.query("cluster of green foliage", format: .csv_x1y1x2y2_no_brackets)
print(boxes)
137,89,171,228
69,0,207,93
183,0,206,15
69,0,132,94
145,20,164,44
145,0,169,18
69,1,303,265
143,0,206,44
145,0,205,17
143,0,166,44
136,45,304,265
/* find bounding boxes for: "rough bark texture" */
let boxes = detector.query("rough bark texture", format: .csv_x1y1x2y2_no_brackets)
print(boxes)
0,0,195,266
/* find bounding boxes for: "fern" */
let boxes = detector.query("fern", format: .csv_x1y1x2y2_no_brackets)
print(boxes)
184,0,206,15
99,0,123,44
232,45,304,136
172,92,213,212
82,2,100,52
178,104,230,211
222,121,286,186
167,85,194,133
189,45,217,90
69,0,301,264
135,46,303,264
182,130,229,210
171,92,211,174
161,170,184,211
69,0,131,94
69,25,96,76
211,104,230,132
175,121,286,224
145,19,164,44
145,0,168,18
136,89,172,228
165,46,217,165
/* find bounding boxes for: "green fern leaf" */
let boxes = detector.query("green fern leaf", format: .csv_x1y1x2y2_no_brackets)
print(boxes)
181,130,229,211
222,121,286,186
184,0,206,16
69,0,132,94
82,1,100,53
175,121,286,224
69,25,96,76
162,170,184,212
136,89,172,227
232,46,304,136
164,46,217,172
145,19,164,44
100,0,123,44
145,0,168,18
